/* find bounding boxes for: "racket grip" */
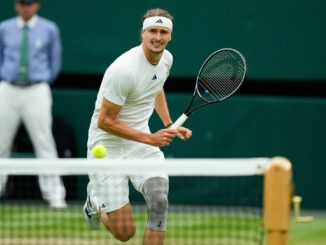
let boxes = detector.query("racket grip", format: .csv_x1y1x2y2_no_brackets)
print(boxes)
170,114,188,130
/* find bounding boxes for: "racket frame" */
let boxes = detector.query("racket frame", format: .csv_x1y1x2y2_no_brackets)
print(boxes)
170,48,246,130
188,48,246,116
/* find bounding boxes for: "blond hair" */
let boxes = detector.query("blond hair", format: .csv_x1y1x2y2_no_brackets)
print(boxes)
142,8,174,23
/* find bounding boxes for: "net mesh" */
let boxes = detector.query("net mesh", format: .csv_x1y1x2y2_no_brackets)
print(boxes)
0,158,267,245
197,49,246,102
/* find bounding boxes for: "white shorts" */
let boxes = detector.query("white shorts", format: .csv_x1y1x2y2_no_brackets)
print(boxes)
87,141,168,213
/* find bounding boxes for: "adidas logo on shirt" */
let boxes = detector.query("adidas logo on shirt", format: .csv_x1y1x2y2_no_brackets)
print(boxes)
155,19,163,24
152,75,157,80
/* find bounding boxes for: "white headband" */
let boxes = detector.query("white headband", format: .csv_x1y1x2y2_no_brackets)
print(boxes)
142,16,173,31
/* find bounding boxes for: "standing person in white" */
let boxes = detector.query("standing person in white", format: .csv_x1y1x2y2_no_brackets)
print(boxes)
0,0,66,208
84,8,192,245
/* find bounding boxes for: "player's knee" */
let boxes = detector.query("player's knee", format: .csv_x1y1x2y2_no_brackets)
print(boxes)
101,212,136,242
148,192,168,213
114,230,135,242
142,177,169,231
111,223,136,242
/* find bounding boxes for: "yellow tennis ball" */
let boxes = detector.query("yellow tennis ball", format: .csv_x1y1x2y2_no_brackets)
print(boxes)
92,144,107,158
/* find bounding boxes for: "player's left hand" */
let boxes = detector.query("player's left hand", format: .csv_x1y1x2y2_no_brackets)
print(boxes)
177,127,192,141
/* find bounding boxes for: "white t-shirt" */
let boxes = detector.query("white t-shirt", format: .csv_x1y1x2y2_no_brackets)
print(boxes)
87,45,173,147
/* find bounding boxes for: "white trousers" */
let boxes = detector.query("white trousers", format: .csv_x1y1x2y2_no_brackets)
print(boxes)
0,82,66,206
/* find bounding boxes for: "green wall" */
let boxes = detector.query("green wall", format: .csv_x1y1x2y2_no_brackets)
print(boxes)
52,89,326,209
1,0,325,80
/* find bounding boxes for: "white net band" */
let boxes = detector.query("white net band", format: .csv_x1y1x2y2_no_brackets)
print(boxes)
0,158,269,176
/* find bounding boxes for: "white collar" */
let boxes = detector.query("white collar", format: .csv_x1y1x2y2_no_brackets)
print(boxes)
17,15,38,29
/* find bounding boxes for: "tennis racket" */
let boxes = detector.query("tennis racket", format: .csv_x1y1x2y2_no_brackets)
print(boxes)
170,48,247,130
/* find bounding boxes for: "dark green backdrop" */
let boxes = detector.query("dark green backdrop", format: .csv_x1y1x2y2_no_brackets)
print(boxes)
1,0,325,80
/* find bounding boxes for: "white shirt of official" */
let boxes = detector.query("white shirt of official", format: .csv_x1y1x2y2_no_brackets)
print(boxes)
87,45,173,147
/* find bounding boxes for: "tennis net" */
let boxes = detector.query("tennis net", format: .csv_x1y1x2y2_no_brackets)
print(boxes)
0,157,292,245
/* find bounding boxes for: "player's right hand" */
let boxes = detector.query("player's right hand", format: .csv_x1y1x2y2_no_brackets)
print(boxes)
149,128,178,147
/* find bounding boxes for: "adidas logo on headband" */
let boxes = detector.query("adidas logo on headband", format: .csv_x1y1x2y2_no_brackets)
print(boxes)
155,19,163,24
143,16,173,31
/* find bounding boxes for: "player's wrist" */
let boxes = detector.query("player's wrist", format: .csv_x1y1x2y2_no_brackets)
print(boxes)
164,122,173,128
140,132,155,146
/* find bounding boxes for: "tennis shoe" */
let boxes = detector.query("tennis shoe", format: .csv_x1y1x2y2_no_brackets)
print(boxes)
83,193,100,230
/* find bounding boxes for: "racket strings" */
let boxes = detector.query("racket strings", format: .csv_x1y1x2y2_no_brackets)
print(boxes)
201,55,241,97
201,64,236,99
197,50,245,102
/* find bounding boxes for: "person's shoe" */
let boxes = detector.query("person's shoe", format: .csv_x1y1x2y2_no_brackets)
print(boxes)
83,194,100,230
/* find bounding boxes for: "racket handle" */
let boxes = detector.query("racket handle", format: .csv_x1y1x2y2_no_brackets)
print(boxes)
170,114,188,130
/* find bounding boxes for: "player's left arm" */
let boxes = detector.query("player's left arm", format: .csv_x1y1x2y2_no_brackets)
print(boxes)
155,89,173,128
155,89,192,141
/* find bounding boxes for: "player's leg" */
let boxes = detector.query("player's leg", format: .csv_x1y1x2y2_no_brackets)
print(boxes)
131,176,169,245
102,203,136,242
84,179,137,241
0,83,22,196
85,144,137,241
129,143,169,245
143,228,166,245
21,84,66,207
85,175,136,241
141,177,169,245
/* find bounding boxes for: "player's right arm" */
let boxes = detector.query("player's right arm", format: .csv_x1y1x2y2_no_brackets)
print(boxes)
98,98,177,147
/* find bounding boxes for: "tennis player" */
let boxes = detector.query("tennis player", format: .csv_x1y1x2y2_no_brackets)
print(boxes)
84,8,192,245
